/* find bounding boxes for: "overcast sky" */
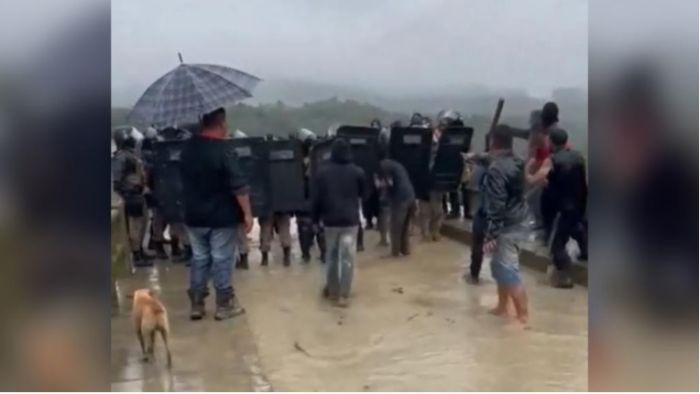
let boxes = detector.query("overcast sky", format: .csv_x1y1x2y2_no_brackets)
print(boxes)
112,0,588,101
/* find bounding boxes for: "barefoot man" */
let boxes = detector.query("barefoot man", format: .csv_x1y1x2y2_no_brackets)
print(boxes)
482,125,530,325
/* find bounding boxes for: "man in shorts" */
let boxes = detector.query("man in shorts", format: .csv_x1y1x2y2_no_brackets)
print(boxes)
482,125,530,325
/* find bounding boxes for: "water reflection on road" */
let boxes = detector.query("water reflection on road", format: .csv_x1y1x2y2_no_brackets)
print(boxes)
112,226,587,391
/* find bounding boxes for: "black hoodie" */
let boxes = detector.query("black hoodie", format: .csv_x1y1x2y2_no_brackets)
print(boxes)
311,138,366,227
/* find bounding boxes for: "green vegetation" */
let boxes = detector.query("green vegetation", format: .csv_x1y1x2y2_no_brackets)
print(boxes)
112,96,586,155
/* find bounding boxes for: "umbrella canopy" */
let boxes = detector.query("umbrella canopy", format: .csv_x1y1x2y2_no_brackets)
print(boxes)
128,59,261,127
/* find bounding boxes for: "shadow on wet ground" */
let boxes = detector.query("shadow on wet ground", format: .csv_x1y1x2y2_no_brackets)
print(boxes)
112,226,587,391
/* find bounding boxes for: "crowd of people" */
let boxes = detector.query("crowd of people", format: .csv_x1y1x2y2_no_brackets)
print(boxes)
112,101,588,324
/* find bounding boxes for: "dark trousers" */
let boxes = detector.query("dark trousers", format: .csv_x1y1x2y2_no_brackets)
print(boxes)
390,200,415,256
297,214,326,258
550,209,587,271
469,211,486,278
541,190,557,239
362,190,379,226
448,191,460,217
574,218,588,257
357,225,364,250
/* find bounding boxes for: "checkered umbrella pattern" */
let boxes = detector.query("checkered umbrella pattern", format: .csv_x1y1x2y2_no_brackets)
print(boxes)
128,63,261,126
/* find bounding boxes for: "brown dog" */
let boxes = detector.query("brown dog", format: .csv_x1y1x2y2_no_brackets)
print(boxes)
132,289,172,367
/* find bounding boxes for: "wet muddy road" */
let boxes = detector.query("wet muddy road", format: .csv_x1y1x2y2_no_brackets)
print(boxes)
111,226,587,391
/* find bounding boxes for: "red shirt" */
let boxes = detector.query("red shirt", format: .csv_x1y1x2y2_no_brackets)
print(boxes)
531,131,572,163
200,129,227,140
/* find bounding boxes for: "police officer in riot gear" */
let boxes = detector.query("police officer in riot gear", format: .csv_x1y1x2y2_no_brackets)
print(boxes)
419,109,463,241
258,213,293,266
141,127,168,259
149,126,192,263
258,132,294,266
112,128,154,266
296,129,327,263
437,110,466,219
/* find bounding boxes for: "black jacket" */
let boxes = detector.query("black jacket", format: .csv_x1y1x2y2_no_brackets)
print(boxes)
546,147,587,215
180,136,249,228
379,158,415,204
482,151,528,240
311,139,366,227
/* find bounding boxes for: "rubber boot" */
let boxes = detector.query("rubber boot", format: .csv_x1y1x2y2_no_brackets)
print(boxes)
214,288,245,321
551,268,574,289
235,253,249,270
261,251,269,266
283,247,291,266
301,250,311,263
133,250,154,267
187,289,206,320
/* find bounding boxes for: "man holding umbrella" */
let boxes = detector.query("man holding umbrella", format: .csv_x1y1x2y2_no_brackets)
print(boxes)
127,56,261,320
180,108,253,321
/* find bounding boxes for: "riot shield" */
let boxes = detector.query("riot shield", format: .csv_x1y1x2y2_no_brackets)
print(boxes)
431,126,474,192
389,127,432,200
336,126,381,186
267,139,306,213
229,137,271,218
151,140,186,222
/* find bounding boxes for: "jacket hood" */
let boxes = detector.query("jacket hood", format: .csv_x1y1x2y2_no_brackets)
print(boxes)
330,138,352,164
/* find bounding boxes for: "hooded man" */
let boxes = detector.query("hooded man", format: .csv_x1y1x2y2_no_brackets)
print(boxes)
376,154,416,257
311,138,366,307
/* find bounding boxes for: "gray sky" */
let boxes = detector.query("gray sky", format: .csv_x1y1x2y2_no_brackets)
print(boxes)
112,0,587,102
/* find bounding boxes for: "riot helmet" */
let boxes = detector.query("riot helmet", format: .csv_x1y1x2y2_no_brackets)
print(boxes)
409,112,424,126
437,109,462,128
326,122,341,137
294,128,317,142
144,126,158,140
159,126,190,141
113,126,137,150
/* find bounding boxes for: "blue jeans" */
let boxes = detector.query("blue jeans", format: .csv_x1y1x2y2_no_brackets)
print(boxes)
324,226,357,298
186,227,237,295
